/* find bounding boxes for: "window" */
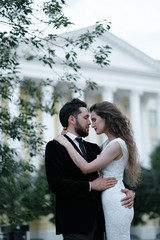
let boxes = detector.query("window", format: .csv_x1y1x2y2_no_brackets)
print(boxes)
120,98,130,117
149,110,157,126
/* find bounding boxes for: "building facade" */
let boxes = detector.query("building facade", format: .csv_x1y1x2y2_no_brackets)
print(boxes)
19,26,160,240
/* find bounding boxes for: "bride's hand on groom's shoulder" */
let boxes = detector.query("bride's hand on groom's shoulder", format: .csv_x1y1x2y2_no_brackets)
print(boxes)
54,135,70,148
54,135,65,143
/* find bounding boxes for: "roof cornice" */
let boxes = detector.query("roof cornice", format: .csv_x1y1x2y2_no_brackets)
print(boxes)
60,25,160,72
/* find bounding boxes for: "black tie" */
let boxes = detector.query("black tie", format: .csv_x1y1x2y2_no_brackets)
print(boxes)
76,138,88,161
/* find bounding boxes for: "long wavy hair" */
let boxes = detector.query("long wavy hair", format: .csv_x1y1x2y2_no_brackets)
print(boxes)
90,101,140,186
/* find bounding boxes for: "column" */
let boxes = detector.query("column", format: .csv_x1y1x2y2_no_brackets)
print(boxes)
42,85,55,142
100,87,116,143
72,87,85,101
129,90,143,161
9,83,22,153
141,95,151,167
101,86,116,103
157,93,160,141
69,77,85,100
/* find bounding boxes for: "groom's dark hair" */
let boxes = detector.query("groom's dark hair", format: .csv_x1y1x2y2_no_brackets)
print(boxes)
59,98,87,127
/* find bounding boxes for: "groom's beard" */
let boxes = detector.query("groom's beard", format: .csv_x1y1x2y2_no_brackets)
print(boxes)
75,120,89,138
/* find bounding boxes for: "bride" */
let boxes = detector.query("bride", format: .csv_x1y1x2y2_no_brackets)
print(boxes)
55,101,139,240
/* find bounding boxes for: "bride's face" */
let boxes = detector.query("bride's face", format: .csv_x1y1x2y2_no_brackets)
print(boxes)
91,111,106,135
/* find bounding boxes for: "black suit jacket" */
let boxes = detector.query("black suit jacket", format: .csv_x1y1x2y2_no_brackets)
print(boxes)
45,135,105,235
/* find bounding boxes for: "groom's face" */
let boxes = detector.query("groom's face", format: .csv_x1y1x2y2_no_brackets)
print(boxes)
74,107,91,137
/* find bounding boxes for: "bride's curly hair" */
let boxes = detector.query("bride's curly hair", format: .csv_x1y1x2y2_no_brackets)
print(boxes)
90,101,140,186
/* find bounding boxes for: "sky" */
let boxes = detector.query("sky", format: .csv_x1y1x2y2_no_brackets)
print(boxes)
1,0,159,60
61,0,160,60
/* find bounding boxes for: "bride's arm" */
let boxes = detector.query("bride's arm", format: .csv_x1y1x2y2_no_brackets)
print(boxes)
55,135,122,174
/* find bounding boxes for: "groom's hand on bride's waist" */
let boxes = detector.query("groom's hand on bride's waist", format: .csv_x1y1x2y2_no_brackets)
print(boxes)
90,175,117,191
121,188,135,209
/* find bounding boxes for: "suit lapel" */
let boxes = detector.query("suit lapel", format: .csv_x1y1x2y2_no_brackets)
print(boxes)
64,134,84,157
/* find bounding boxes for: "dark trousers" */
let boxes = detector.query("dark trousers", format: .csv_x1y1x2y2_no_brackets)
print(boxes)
63,232,104,240
63,213,104,240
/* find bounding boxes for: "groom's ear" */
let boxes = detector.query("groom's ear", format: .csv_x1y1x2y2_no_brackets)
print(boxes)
68,115,75,125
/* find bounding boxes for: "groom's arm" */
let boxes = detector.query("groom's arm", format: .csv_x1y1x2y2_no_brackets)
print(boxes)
45,140,90,198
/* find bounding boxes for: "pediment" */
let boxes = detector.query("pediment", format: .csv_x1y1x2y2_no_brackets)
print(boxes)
101,31,160,74
63,25,160,75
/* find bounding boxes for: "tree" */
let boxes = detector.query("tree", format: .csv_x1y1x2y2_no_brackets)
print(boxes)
133,144,160,225
0,0,111,224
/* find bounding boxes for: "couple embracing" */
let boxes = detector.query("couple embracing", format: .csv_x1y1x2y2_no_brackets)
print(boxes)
45,98,139,240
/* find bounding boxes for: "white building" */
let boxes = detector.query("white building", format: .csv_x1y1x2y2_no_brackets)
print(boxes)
19,26,160,240
21,25,160,167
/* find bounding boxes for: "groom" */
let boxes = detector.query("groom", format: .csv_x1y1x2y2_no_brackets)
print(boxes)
45,98,135,240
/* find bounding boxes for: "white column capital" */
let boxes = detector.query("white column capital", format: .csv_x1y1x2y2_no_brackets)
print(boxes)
131,89,143,96
102,86,117,102
72,89,85,100
104,86,117,93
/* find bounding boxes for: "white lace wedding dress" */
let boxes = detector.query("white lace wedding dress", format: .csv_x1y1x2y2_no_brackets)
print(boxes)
101,138,134,240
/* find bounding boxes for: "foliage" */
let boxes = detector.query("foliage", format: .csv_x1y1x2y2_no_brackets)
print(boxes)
23,163,56,224
0,159,35,224
0,159,56,224
0,80,49,224
0,0,111,225
133,144,160,225
32,163,56,224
